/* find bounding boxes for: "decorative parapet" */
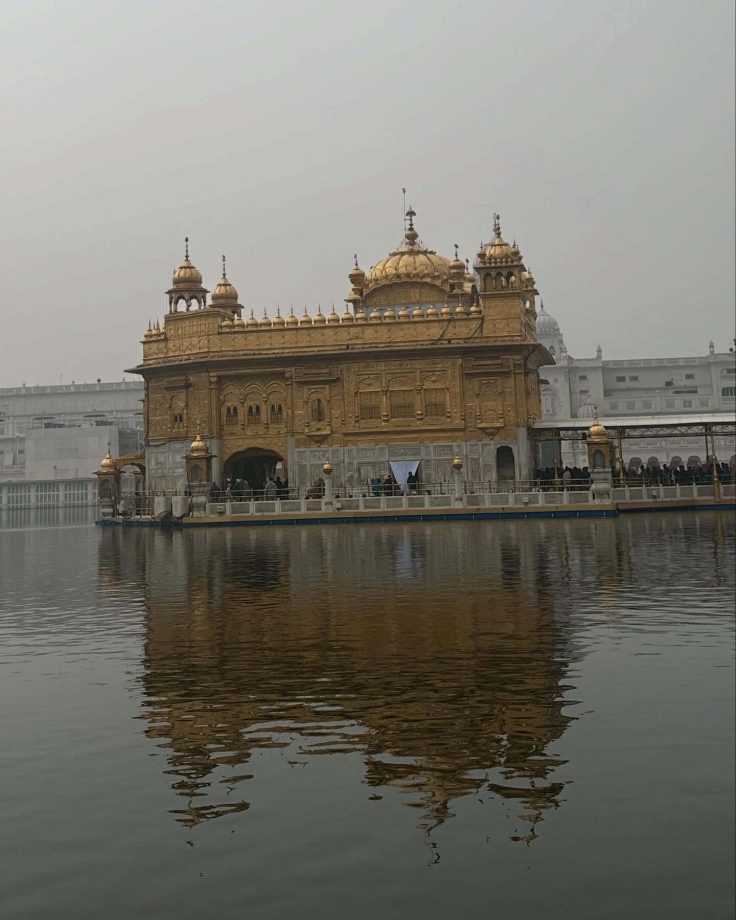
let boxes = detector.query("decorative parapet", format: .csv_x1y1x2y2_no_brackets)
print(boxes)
140,302,537,366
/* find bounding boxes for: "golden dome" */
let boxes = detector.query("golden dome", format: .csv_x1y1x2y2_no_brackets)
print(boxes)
233,315,245,330
484,214,518,263
246,309,259,328
411,305,424,319
189,432,209,456
342,307,355,323
355,308,367,323
366,209,450,289
383,307,395,321
322,460,333,475
327,306,340,324
349,255,366,288
587,416,609,442
469,302,482,316
221,317,233,330
449,244,465,278
286,308,299,327
451,455,464,471
426,304,439,318
314,306,327,325
99,449,115,472
440,303,452,318
259,309,272,328
398,305,410,320
273,307,286,327
211,255,239,306
369,307,382,322
455,301,467,316
300,308,313,326
172,237,203,287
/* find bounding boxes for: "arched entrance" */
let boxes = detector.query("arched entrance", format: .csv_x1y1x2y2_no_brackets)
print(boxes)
496,445,516,485
224,447,285,492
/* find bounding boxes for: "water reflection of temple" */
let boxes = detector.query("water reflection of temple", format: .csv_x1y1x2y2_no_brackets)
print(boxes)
97,521,630,838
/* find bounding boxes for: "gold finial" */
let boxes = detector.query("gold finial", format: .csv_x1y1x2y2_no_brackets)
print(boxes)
221,254,227,279
454,243,459,259
406,205,416,229
493,213,501,237
354,253,358,267
184,236,189,260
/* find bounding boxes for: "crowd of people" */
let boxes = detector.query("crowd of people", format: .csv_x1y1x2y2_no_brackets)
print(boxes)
203,459,733,503
209,476,290,501
534,460,734,490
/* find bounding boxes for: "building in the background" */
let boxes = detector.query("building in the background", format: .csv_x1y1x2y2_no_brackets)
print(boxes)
0,381,144,484
536,303,736,468
130,212,551,493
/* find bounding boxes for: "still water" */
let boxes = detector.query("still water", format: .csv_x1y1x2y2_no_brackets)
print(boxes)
0,509,734,919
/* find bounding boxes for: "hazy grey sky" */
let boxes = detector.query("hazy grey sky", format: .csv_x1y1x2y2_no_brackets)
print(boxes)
1,0,734,387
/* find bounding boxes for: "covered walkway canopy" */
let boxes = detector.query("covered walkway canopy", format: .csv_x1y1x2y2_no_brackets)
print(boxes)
531,412,736,470
532,411,735,442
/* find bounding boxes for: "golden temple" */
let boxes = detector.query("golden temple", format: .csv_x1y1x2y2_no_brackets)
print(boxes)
129,209,551,492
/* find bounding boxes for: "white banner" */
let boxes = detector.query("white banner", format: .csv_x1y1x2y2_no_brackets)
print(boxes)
389,460,421,495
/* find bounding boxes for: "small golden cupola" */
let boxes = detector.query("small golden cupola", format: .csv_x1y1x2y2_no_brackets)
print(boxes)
211,255,241,316
483,213,517,264
345,255,366,313
587,415,609,443
189,431,209,456
167,237,208,313
99,448,115,472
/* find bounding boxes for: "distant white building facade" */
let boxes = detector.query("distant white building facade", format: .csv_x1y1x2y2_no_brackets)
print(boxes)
536,303,736,469
0,381,144,483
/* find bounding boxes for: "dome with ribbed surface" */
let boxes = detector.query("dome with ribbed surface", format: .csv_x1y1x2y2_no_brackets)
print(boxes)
172,238,203,287
366,209,450,290
211,255,239,306
535,301,560,335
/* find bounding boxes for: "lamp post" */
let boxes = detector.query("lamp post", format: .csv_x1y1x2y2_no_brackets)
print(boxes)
322,460,334,510
452,455,464,505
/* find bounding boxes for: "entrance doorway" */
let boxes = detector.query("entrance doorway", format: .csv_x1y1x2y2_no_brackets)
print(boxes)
223,447,285,492
496,445,516,484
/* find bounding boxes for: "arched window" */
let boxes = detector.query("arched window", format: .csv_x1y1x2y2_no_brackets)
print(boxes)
270,403,284,423
247,405,262,426
311,398,325,422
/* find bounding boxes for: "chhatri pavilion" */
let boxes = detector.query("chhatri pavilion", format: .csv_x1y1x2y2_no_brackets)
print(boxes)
128,209,551,493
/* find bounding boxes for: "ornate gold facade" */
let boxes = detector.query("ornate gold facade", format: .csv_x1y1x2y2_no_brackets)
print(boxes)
130,210,551,491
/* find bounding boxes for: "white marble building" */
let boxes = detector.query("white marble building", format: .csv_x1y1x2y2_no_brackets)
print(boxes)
0,381,144,482
535,303,736,469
